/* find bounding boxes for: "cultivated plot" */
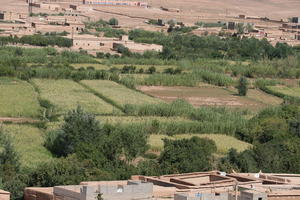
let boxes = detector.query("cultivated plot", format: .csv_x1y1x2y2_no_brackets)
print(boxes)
32,79,119,115
0,78,41,118
81,80,160,106
96,116,188,124
139,85,277,111
72,63,179,73
268,85,300,98
2,124,53,168
246,89,283,106
148,134,252,154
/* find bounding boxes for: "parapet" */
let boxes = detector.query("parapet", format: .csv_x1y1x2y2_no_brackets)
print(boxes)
53,180,153,200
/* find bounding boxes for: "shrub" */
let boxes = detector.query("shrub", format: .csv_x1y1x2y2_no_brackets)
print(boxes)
237,76,248,96
108,18,119,26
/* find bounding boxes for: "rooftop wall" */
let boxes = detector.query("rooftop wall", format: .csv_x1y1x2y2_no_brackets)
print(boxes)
53,181,153,200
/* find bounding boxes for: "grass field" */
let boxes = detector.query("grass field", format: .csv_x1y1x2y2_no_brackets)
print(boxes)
32,79,121,115
81,80,160,106
96,116,189,124
246,89,283,106
0,77,41,118
2,124,53,168
148,134,252,154
267,85,300,98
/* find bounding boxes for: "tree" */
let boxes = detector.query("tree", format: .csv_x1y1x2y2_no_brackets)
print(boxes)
236,23,245,34
29,155,113,187
108,18,119,26
45,106,102,156
0,131,20,181
158,137,217,174
219,148,258,173
237,76,248,96
0,130,27,200
147,66,156,74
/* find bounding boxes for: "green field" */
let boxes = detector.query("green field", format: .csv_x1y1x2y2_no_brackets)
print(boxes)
72,63,179,73
32,79,120,115
148,134,252,154
81,80,160,106
268,86,300,98
2,124,53,168
246,89,283,106
96,116,188,124
0,78,41,118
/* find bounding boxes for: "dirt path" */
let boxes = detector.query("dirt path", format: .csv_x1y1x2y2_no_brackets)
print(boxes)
93,8,152,20
0,117,40,123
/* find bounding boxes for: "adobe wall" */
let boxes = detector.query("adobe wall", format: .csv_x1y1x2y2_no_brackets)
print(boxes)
33,23,84,33
0,11,27,21
72,38,114,50
24,187,53,200
174,193,229,200
81,181,153,200
0,190,10,200
53,181,153,200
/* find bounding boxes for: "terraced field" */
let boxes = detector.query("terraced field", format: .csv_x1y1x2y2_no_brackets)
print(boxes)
268,85,300,98
96,116,189,124
139,86,262,110
0,78,41,118
72,63,179,73
32,79,120,115
148,134,252,154
81,80,160,106
2,124,53,168
246,89,283,106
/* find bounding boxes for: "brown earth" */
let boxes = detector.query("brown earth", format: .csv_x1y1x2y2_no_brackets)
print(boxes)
138,86,267,110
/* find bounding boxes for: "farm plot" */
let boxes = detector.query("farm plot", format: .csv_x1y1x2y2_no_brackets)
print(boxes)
81,80,161,106
148,134,252,154
138,86,267,110
72,63,179,73
96,116,188,124
0,77,41,118
71,63,110,70
32,79,120,115
2,124,53,168
267,85,300,98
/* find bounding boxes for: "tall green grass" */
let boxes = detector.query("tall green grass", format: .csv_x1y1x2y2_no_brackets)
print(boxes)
123,100,247,136
121,70,235,87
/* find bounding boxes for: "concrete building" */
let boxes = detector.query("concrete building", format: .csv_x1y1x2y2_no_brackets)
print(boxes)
24,171,300,200
240,190,267,200
40,3,62,11
26,181,153,200
0,11,27,21
71,34,162,54
175,192,229,200
72,35,116,50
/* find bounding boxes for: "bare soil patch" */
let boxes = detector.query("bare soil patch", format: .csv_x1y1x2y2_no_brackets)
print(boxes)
138,86,268,110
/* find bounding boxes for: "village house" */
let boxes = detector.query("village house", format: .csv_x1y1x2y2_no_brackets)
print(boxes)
24,171,300,200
